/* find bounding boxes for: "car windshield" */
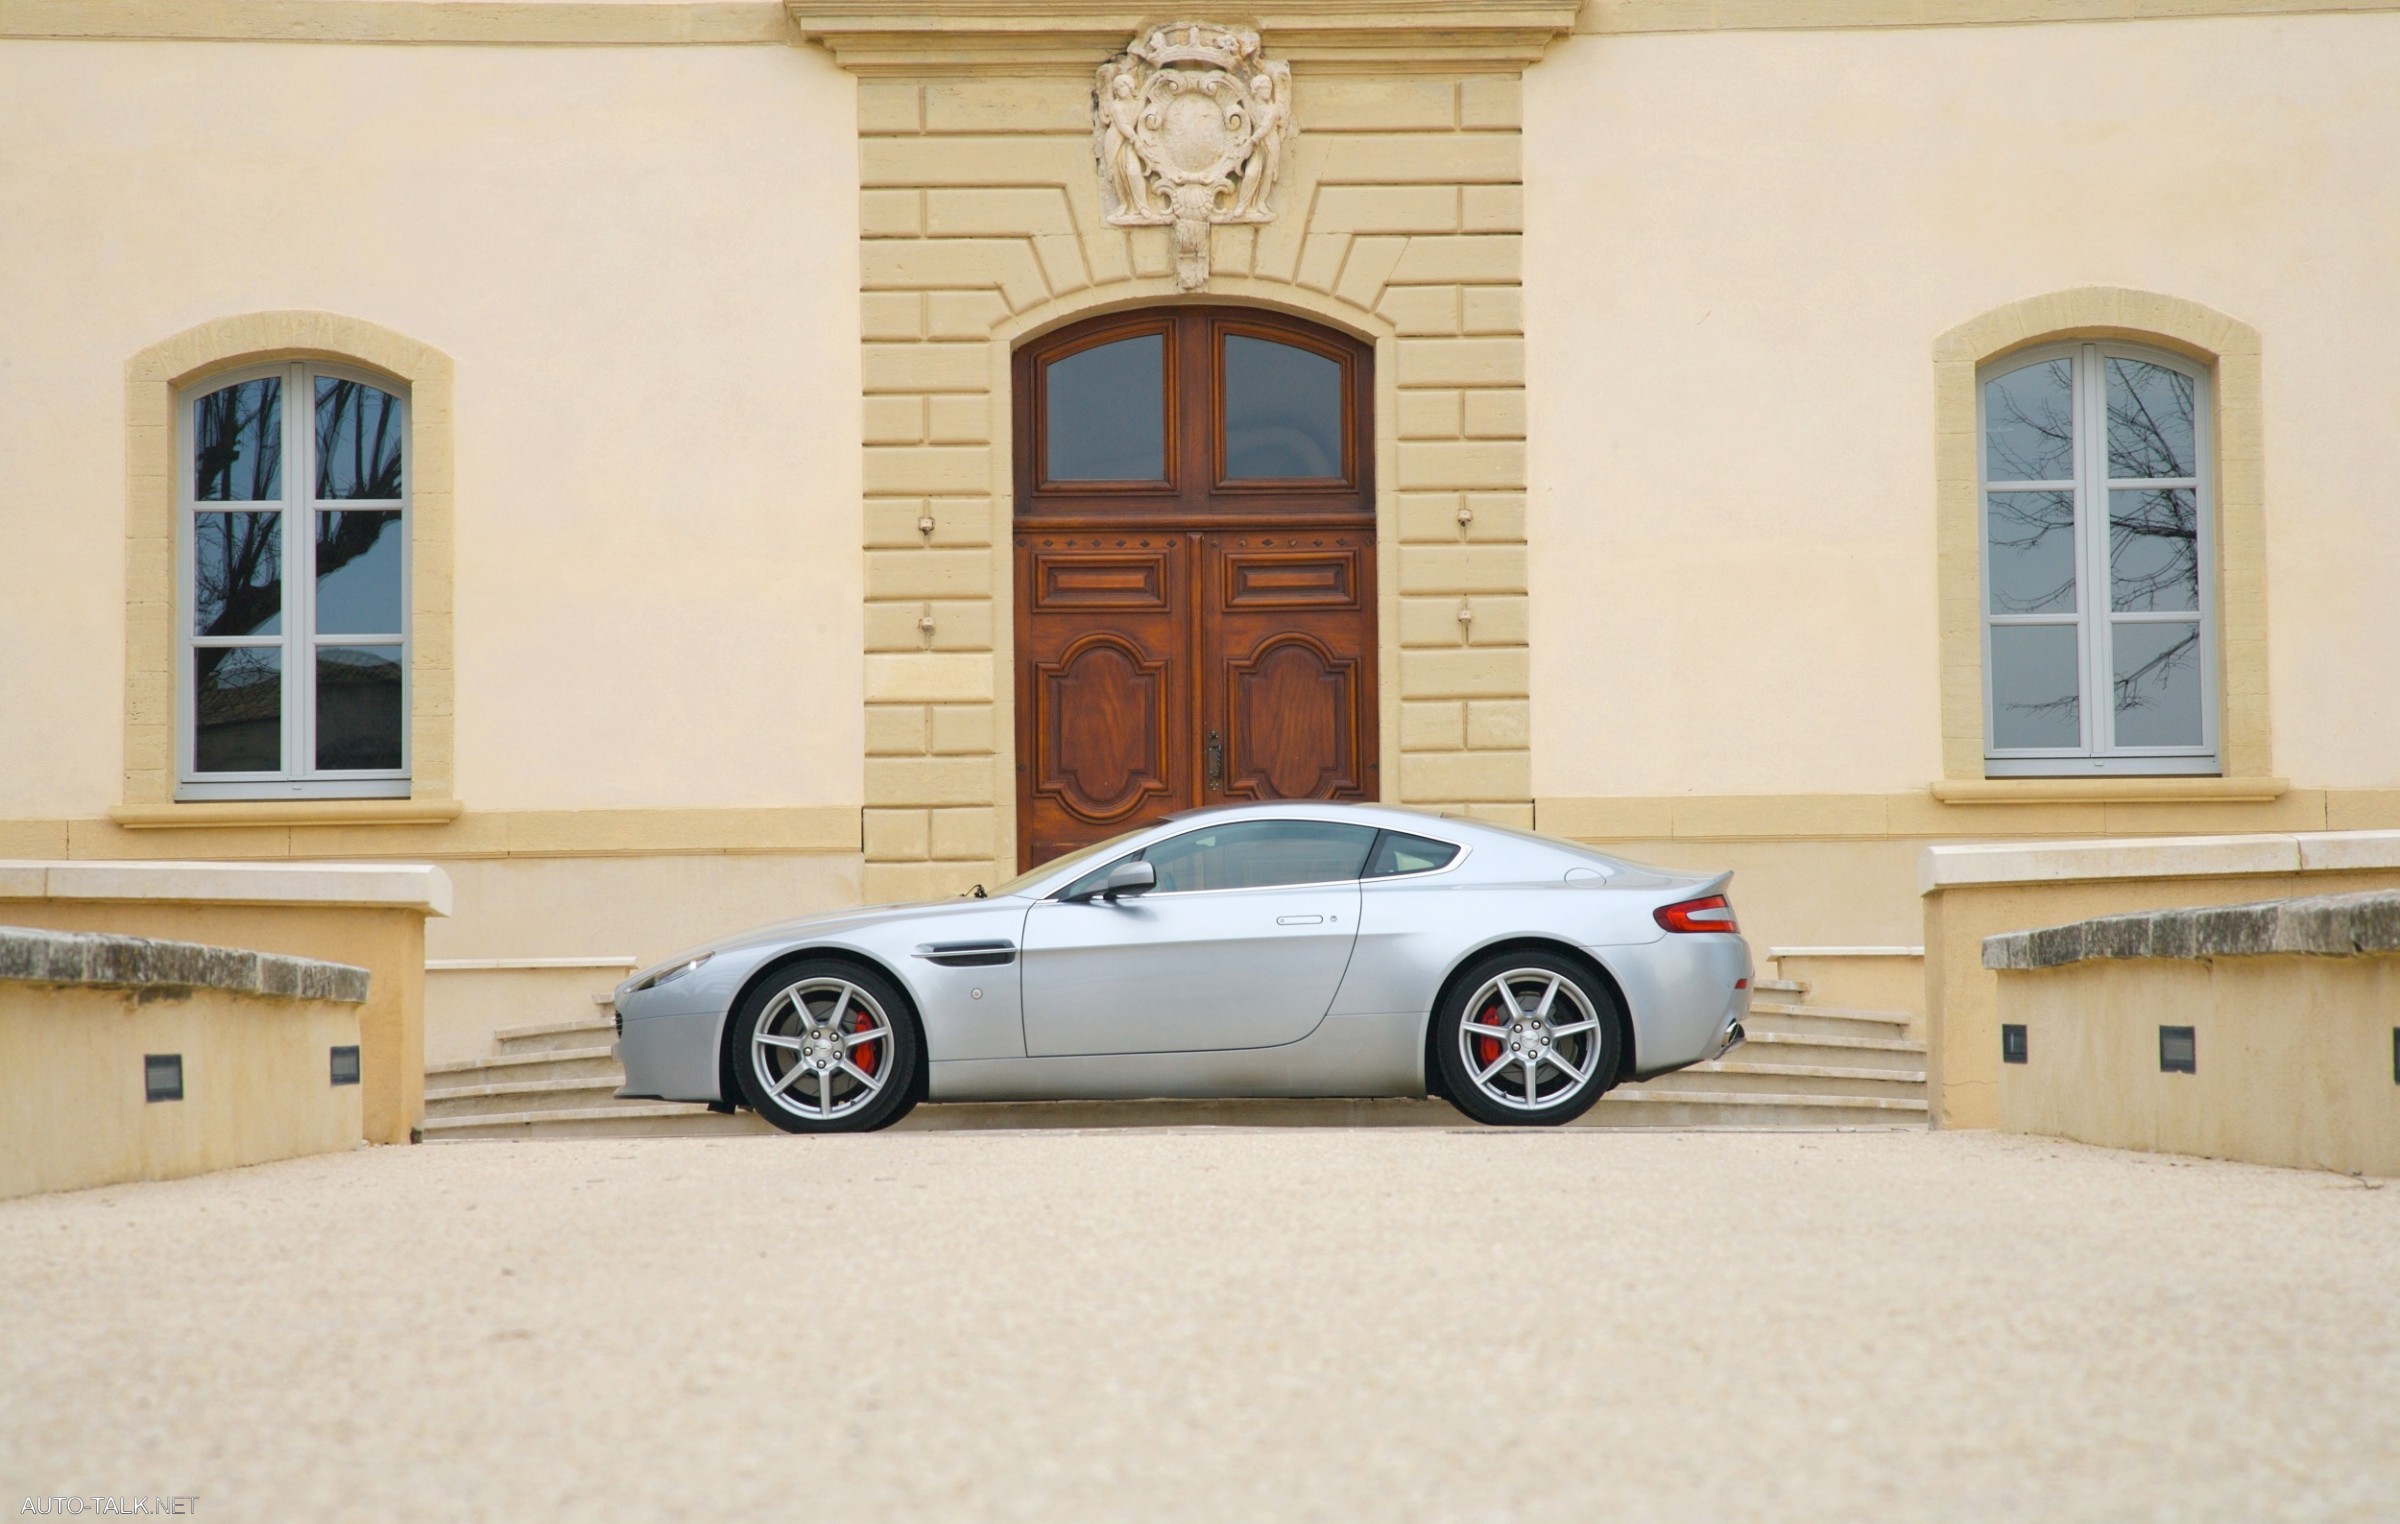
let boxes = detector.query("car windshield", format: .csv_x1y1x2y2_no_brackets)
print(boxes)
984,825,1158,899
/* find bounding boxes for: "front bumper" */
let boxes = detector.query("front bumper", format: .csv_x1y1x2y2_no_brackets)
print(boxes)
613,1005,727,1103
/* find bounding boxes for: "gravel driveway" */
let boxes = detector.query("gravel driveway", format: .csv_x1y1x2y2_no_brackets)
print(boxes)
3,1128,2395,1522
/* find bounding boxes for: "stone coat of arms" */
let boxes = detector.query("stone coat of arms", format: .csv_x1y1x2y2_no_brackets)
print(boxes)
1094,22,1293,290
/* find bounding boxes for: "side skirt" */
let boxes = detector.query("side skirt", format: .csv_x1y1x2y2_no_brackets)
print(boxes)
928,1010,1423,1103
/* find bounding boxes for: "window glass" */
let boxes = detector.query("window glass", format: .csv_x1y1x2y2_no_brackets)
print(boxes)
2108,489,2199,612
194,378,283,501
315,510,404,634
1070,819,1376,896
193,647,282,773
2111,623,2204,747
316,646,405,770
1364,831,1461,878
1045,334,1165,482
2105,358,2196,480
315,378,404,499
1222,335,1342,480
1983,359,2074,483
1988,625,2081,749
1985,492,2077,614
193,512,283,637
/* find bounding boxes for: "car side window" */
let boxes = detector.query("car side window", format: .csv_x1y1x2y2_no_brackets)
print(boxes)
1362,830,1461,878
1066,819,1377,897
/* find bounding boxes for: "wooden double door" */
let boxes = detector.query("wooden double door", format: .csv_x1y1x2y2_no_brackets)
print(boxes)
1013,307,1378,870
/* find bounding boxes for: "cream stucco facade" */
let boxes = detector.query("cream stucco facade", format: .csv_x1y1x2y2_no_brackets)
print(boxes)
4,0,2398,1094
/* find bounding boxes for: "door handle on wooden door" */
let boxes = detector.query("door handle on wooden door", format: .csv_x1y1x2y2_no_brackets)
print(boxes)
1205,729,1223,793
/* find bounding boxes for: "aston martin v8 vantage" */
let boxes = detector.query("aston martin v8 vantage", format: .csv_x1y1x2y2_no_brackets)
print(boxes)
613,802,1751,1131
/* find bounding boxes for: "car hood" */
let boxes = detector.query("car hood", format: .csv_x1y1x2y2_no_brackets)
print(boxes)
627,894,1033,985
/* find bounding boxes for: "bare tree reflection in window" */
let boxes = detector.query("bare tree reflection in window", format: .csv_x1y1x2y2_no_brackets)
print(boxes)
194,378,282,502
2106,358,2195,479
193,513,282,646
1987,491,2077,613
1985,359,2075,482
315,379,404,500
2113,624,2200,725
2110,487,2199,611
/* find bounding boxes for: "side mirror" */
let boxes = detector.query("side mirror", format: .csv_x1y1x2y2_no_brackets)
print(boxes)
1099,860,1156,901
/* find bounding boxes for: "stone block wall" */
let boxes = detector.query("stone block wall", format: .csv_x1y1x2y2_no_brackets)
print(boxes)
853,68,1536,900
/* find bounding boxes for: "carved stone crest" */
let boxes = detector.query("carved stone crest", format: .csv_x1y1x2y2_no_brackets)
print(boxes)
1093,21,1292,291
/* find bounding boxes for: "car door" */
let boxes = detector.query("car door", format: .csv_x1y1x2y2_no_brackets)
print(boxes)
1020,818,1374,1056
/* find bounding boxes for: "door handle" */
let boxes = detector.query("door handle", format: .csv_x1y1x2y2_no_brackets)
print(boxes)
1275,915,1324,926
1205,728,1224,792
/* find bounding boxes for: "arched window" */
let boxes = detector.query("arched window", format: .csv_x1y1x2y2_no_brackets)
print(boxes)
179,361,410,797
1978,342,2215,775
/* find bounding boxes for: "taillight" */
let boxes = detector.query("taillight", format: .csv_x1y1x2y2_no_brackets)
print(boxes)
1655,894,1738,934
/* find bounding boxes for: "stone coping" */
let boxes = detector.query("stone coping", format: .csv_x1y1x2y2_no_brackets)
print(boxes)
1983,891,2400,971
0,925,371,1003
1920,829,2400,894
0,860,451,915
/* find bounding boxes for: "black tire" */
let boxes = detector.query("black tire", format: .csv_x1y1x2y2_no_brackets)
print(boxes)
730,959,923,1134
1432,949,1622,1128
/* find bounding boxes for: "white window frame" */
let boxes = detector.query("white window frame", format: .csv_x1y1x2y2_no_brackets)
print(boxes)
176,360,412,800
1977,341,2218,777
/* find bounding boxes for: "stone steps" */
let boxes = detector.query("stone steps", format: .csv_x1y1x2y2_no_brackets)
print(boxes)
1632,1060,1926,1099
419,968,1929,1138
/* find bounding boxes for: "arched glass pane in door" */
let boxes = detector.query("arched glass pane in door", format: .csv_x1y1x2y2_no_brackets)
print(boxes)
1043,333,1166,482
1222,334,1343,480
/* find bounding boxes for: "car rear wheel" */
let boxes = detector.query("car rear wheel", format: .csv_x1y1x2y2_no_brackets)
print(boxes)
731,960,922,1133
1433,951,1621,1127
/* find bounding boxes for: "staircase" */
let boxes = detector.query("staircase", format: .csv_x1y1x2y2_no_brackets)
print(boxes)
421,1003,765,1140
1587,978,1930,1128
423,977,1926,1138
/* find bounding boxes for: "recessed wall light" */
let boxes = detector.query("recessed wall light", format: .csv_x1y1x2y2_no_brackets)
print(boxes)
330,1045,362,1086
145,1053,184,1103
2159,1026,2197,1074
2001,1024,2027,1065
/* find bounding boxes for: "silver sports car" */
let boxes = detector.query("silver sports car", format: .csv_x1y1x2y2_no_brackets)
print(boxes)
613,802,1751,1131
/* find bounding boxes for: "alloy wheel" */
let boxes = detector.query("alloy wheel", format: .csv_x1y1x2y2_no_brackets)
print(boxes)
1454,968,1605,1113
750,977,895,1123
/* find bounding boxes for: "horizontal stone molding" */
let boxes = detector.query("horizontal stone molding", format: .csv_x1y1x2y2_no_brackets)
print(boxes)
0,924,370,1004
1539,791,2400,845
0,807,862,862
111,801,467,830
0,0,794,44
1577,0,2400,32
0,860,455,916
1921,830,2400,894
424,957,639,973
795,1,1583,71
1765,945,1924,959
1929,778,2290,805
1984,890,2400,970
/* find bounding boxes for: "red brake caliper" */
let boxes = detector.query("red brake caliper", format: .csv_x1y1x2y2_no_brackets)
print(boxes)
851,1008,878,1076
1475,995,1507,1068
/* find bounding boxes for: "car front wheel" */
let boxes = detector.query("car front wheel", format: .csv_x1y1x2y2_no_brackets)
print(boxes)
1433,951,1621,1127
731,960,922,1133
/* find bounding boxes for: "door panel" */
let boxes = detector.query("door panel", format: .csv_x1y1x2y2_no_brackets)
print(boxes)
1020,883,1361,1055
1017,536,1193,867
1203,532,1374,806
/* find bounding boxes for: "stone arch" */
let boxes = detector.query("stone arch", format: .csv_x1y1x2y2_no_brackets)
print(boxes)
1931,288,2268,782
122,312,456,808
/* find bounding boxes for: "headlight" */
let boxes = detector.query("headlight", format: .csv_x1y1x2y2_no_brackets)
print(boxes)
634,953,713,992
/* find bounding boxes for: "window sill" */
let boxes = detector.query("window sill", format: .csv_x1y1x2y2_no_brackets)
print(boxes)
109,799,465,830
1930,778,2288,806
